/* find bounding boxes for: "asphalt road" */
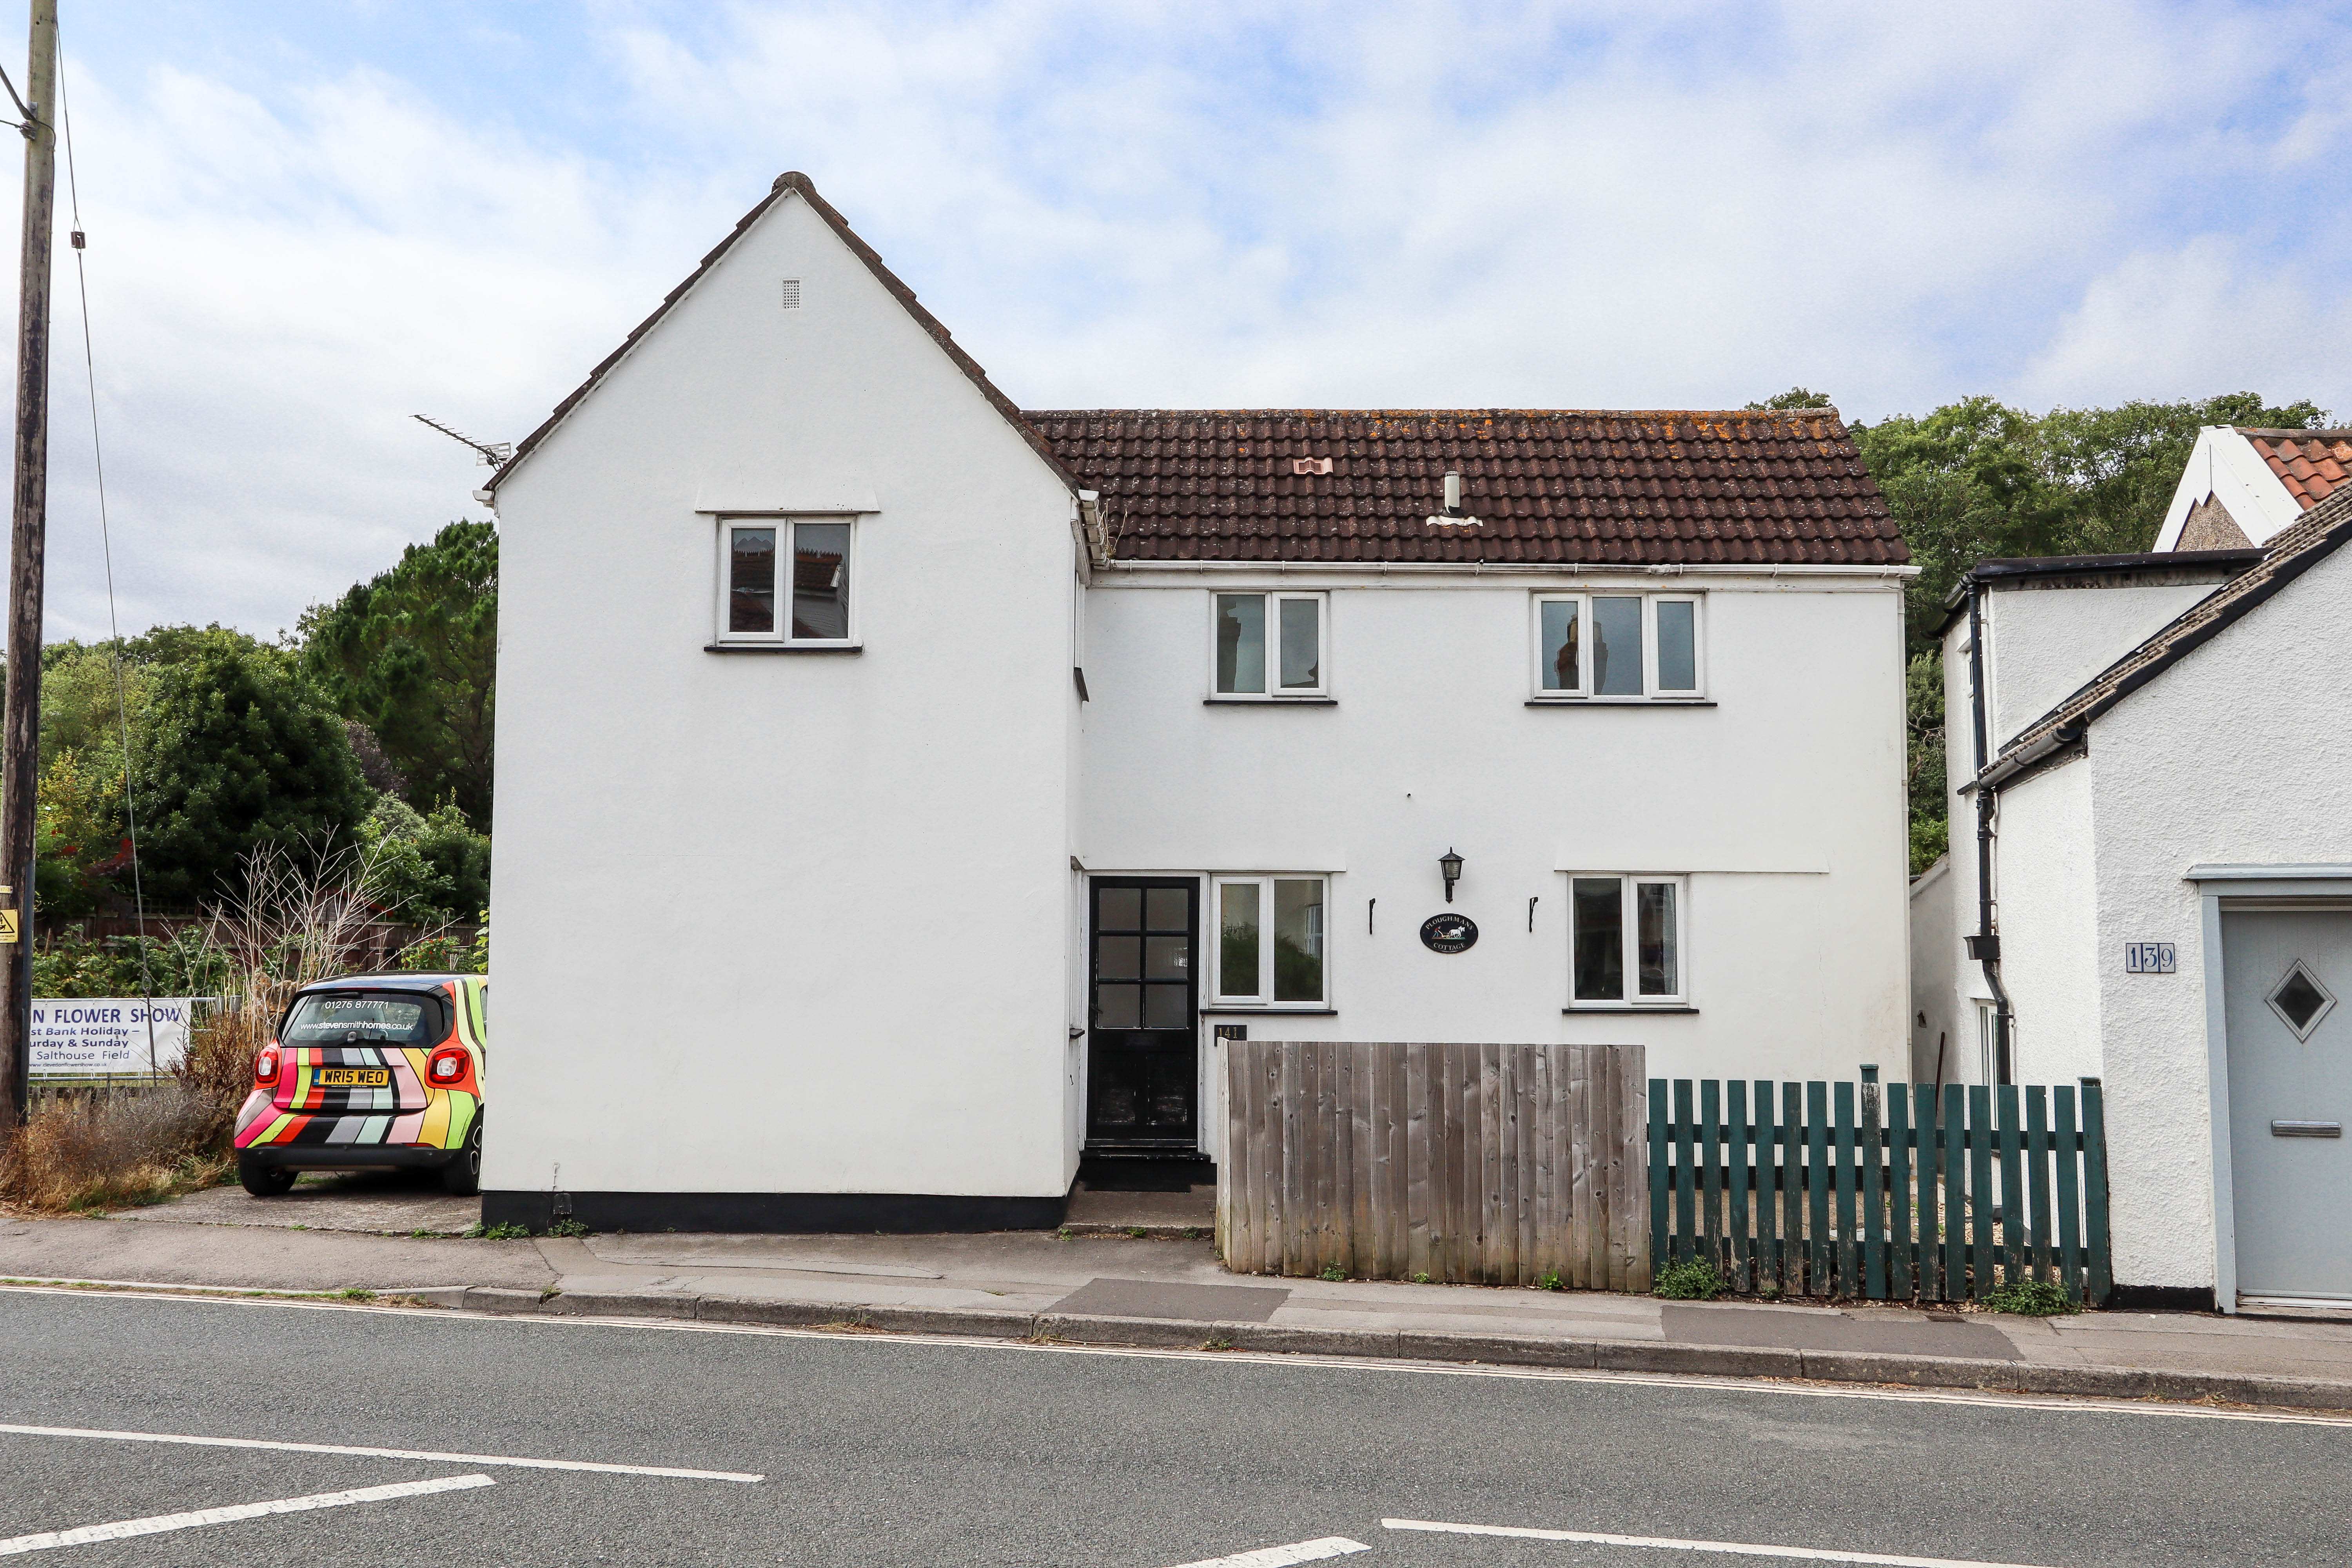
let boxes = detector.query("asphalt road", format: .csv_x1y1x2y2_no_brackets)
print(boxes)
3,1287,2348,1567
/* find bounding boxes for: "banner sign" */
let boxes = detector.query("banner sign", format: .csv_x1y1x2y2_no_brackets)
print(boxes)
29,999,198,1076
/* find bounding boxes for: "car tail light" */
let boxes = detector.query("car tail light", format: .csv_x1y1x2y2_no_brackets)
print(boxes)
428,1047,468,1085
255,1044,281,1085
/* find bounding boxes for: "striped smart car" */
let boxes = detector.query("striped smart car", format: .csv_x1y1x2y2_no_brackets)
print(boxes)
232,973,487,1198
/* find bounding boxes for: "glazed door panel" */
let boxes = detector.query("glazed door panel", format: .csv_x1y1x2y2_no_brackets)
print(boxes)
1087,879,1198,1149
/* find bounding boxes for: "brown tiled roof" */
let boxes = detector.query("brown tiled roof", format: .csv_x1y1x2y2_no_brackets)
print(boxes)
2241,428,2352,510
1021,409,1906,565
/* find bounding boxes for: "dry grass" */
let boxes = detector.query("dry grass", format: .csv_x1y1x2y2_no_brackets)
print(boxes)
5,835,423,1212
0,1084,230,1212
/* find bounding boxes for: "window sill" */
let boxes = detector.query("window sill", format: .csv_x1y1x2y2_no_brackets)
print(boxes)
1201,1007,1338,1016
1563,1005,1698,1014
1525,699,1715,708
1204,696,1336,706
706,643,864,655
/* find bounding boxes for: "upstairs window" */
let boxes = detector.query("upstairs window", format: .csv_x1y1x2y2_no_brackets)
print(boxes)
1532,593,1702,700
719,519,854,645
1212,592,1326,698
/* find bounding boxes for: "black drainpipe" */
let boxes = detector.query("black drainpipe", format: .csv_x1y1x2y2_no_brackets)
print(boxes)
1964,576,2014,1085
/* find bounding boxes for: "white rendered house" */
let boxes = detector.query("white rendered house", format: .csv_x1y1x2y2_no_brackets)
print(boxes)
481,173,1916,1232
1915,482,2352,1310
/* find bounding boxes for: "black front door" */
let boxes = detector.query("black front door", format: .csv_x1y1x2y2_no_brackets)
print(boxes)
1086,878,1198,1149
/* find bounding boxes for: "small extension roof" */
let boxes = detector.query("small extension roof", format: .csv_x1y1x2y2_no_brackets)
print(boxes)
1931,547,2265,637
1025,408,1906,566
1980,483,2352,788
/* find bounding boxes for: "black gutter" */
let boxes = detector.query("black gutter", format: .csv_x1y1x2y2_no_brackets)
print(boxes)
1964,581,2014,1086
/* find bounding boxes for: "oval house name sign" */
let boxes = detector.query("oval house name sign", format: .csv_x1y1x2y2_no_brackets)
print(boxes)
1419,913,1478,954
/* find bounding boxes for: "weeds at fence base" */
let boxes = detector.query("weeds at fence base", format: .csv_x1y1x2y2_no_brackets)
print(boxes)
1653,1258,1728,1300
1984,1277,2080,1316
0,1085,229,1213
1535,1270,1566,1292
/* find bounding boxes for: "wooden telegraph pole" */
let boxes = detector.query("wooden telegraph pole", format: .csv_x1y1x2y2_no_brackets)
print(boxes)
0,0,56,1134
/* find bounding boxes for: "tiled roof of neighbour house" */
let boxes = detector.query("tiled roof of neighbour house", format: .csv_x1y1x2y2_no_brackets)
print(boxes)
1020,409,1907,565
488,172,1078,495
2240,428,2352,510
1981,483,2352,788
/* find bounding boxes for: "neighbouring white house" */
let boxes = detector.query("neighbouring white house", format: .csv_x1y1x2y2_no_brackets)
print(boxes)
1913,444,2352,1310
480,172,1916,1234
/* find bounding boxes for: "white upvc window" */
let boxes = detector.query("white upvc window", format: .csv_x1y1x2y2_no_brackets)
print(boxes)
1566,873,1689,1007
715,518,855,646
1211,591,1327,698
1211,874,1329,1007
1530,592,1703,700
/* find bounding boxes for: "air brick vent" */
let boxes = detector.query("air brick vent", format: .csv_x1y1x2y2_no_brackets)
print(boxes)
780,278,802,309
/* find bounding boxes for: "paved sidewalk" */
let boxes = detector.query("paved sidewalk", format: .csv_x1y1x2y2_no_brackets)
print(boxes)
9,1183,2352,1410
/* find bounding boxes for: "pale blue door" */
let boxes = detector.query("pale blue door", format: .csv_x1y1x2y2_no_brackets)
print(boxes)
2226,909,2352,1300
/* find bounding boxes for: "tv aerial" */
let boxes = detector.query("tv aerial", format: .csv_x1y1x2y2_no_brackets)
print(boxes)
411,414,513,466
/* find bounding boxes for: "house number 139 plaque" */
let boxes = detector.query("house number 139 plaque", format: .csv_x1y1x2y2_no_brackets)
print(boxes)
1420,913,1478,953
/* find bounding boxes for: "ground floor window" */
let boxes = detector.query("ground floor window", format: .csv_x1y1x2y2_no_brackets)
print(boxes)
1977,1001,2013,1085
1212,875,1327,1005
1567,874,1687,1006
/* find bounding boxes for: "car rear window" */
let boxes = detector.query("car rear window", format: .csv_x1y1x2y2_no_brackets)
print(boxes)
283,990,448,1047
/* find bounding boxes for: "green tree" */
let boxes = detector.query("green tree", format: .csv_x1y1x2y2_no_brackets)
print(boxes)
1831,388,2331,877
2037,392,2327,558
130,642,373,905
1746,387,1835,411
300,521,496,828
1906,651,1947,875
1851,392,2329,646
358,792,490,929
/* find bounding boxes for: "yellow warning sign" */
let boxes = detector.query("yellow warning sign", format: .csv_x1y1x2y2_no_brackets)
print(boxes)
0,909,18,944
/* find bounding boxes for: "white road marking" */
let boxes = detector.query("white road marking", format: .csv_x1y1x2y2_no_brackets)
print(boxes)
0,1473,493,1556
1385,1517,2058,1568
9,1281,2352,1432
1166,1539,1370,1568
0,1423,762,1483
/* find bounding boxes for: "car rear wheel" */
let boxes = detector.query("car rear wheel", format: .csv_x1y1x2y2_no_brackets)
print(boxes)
443,1117,482,1197
238,1154,297,1197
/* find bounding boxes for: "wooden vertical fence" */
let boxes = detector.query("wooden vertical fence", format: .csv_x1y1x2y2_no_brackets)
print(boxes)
1649,1075,2112,1305
1219,1041,1648,1289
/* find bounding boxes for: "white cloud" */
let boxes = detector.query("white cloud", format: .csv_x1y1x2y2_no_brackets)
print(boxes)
0,0,2345,641
2020,235,2352,416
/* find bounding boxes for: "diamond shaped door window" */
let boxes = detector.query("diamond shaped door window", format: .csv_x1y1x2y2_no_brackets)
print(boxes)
2267,962,2337,1041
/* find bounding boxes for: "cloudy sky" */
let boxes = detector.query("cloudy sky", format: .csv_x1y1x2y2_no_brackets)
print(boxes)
11,0,2351,640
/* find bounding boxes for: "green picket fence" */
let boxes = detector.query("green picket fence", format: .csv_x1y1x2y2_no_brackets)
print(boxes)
1647,1074,2112,1305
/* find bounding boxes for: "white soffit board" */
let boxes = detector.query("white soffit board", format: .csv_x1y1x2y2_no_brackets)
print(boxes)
2153,428,2301,551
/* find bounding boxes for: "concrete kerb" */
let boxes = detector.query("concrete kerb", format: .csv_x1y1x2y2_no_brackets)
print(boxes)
437,1288,2352,1411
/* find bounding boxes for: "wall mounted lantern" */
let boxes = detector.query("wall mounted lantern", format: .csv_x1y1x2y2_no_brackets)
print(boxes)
1439,848,1464,903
